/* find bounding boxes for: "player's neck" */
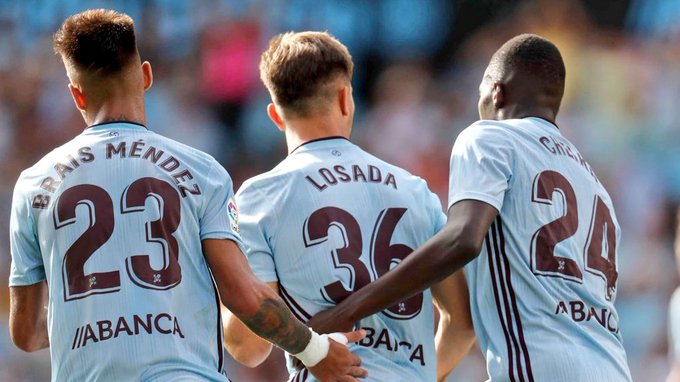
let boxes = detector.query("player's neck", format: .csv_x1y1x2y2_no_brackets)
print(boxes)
497,104,556,124
86,98,147,127
284,119,350,154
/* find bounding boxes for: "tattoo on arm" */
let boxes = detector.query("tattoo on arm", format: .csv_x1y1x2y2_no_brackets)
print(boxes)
239,296,311,354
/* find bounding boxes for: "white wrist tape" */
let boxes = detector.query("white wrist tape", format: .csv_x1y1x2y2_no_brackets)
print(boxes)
294,330,350,367
294,330,329,367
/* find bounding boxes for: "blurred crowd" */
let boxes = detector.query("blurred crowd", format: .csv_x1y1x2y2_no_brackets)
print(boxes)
1,0,680,381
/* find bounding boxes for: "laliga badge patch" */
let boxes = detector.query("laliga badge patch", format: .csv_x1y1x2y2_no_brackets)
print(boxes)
227,198,240,234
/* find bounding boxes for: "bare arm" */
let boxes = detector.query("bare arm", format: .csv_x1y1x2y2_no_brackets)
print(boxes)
9,281,49,352
203,238,367,381
222,282,277,367
308,200,498,333
204,239,313,353
432,270,475,382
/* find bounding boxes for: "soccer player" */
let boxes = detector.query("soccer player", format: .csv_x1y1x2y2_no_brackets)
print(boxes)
307,34,633,381
8,10,366,382
221,31,475,382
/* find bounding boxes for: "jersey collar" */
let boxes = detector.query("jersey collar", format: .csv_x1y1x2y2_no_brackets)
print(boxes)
85,121,147,131
289,136,351,155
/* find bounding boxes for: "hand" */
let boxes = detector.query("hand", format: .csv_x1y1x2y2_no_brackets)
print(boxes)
306,306,355,334
307,330,368,382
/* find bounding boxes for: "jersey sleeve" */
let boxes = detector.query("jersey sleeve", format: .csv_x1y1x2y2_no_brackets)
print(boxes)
235,182,278,283
199,161,244,250
448,122,514,212
9,177,46,286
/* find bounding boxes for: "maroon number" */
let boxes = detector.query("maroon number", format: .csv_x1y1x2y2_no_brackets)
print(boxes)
304,207,370,303
304,207,422,319
583,196,618,300
371,208,422,319
122,178,182,290
55,179,183,301
54,185,120,301
530,170,583,282
530,170,619,300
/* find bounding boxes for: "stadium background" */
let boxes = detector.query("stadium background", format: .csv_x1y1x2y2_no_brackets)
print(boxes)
0,0,679,380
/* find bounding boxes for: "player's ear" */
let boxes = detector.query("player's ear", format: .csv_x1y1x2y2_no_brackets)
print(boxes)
267,103,286,132
492,82,504,109
339,85,351,116
141,61,153,91
68,83,87,111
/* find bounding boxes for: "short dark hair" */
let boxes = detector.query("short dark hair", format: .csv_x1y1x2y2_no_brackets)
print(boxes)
259,31,354,117
53,9,138,76
489,34,565,96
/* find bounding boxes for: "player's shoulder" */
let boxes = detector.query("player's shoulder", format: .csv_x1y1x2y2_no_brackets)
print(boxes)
15,137,81,188
236,159,295,202
149,131,230,181
151,132,217,166
459,119,518,140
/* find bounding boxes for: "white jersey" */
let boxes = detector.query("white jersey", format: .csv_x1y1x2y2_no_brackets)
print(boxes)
236,137,446,382
9,122,243,381
449,117,631,381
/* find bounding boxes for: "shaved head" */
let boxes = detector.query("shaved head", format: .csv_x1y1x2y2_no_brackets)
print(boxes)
479,34,566,121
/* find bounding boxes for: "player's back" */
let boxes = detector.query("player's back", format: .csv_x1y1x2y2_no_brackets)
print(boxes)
10,122,238,381
236,137,445,382
455,117,631,381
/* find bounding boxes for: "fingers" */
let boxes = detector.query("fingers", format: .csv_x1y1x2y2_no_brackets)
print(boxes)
351,354,362,367
340,329,366,344
347,366,368,378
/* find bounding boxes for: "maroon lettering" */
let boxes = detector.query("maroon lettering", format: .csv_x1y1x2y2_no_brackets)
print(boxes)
134,314,153,334
172,169,194,184
81,325,98,346
384,173,397,190
129,140,144,158
373,329,393,351
32,194,51,209
368,165,381,183
410,344,425,366
587,307,606,327
570,301,585,322
352,165,367,182
155,313,172,335
305,175,327,191
142,146,164,163
334,165,351,182
40,176,60,192
114,317,133,338
173,317,185,338
98,320,113,340
71,327,81,350
539,136,556,153
106,142,126,158
54,163,74,180
66,154,80,168
179,184,201,198
159,156,180,172
319,168,337,185
78,146,94,163
359,327,375,347
555,300,568,314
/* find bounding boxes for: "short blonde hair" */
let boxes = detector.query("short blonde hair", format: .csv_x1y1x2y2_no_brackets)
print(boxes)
259,31,354,117
53,9,138,76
